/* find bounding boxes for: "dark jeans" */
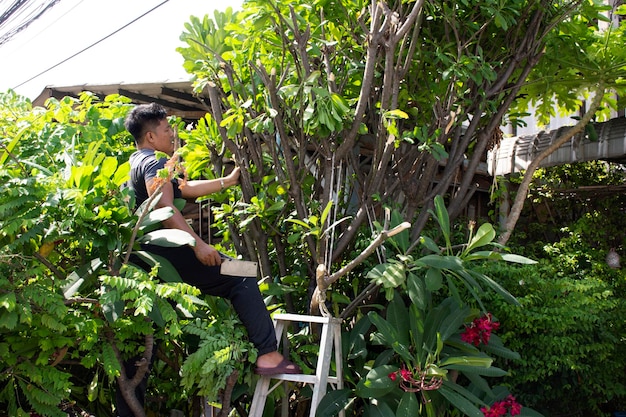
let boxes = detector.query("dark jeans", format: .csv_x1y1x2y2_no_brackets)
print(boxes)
115,244,277,416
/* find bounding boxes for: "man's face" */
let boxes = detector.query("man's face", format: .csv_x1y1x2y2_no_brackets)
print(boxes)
146,119,175,155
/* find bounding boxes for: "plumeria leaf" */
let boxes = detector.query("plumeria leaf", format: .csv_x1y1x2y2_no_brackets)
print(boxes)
137,229,196,247
431,195,451,248
425,267,443,291
407,272,428,311
464,223,496,255
419,255,463,270
480,334,521,360
467,270,519,306
438,383,484,417
386,294,410,347
138,207,174,231
501,253,537,264
396,391,419,417
439,356,493,368
443,364,509,377
315,389,352,417
355,365,397,399
419,235,441,253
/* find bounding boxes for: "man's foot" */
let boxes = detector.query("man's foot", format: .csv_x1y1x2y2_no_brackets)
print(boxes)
254,351,301,375
254,358,301,375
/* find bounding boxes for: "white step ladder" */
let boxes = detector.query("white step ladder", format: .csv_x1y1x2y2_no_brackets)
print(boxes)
249,313,343,417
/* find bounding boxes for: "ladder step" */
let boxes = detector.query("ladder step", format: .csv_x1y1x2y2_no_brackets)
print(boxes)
250,313,344,417
273,313,333,324
260,374,339,384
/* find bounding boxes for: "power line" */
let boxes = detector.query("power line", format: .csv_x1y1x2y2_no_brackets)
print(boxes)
3,0,86,55
0,0,60,46
13,0,170,89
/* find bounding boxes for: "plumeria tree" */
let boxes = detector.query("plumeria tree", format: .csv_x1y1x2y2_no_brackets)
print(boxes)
173,0,619,416
176,0,612,314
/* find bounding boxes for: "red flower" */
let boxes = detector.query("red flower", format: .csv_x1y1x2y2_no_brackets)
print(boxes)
481,395,523,417
399,367,412,381
461,313,500,346
388,371,397,381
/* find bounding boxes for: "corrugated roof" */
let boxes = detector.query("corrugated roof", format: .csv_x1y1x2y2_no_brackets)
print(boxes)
33,80,211,120
489,118,626,176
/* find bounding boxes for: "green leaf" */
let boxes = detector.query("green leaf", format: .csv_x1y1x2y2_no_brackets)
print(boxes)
87,372,99,402
316,389,353,417
0,311,18,329
356,365,397,398
368,312,398,349
320,201,333,228
408,303,425,360
138,206,175,231
425,267,443,291
396,391,419,417
518,407,548,417
439,356,493,368
480,334,521,360
364,402,395,417
443,364,508,377
465,223,496,254
367,263,406,289
348,316,371,360
419,255,463,271
0,292,16,310
386,294,410,347
384,109,409,119
431,195,450,248
131,251,183,282
467,270,519,306
407,272,428,311
419,236,439,254
138,229,196,247
100,156,118,178
438,384,484,417
0,125,27,167
500,253,537,264
102,300,124,323
62,258,103,299
102,343,122,378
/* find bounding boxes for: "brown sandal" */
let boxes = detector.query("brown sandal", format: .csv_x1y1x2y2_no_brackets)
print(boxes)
254,358,302,375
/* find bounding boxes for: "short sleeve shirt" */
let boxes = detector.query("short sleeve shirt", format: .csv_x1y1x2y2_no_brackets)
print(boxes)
128,149,182,208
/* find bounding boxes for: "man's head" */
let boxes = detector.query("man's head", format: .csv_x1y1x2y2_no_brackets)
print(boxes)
125,103,175,154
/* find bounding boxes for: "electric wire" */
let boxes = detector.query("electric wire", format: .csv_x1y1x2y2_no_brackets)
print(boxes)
2,0,86,56
12,0,170,89
0,0,60,46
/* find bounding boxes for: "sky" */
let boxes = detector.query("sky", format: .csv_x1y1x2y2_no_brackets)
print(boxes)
0,0,243,100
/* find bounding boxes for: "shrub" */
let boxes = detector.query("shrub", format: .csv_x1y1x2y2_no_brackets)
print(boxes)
480,257,626,416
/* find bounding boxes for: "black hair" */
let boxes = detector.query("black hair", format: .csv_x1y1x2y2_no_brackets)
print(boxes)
124,103,168,143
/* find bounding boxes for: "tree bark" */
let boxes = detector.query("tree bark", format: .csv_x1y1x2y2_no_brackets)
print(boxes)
498,84,606,246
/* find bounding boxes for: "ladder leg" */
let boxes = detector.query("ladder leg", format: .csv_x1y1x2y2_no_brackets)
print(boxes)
332,321,345,417
250,315,344,417
309,320,334,417
249,377,271,417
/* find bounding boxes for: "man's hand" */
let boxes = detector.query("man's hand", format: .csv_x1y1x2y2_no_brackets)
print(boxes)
193,241,222,266
226,166,241,186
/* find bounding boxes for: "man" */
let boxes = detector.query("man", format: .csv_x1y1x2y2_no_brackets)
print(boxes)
119,103,299,416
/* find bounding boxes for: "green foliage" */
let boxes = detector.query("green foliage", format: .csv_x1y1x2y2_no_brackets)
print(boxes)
510,2,626,125
480,257,626,416
179,297,256,404
319,198,542,417
0,92,258,416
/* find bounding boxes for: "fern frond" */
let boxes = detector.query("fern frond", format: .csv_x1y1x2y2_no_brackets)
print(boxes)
101,342,122,378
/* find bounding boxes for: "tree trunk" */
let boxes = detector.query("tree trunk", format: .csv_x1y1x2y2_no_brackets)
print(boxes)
498,84,606,246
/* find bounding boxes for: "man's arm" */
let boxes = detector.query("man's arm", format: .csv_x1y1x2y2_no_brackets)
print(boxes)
180,167,240,199
148,178,222,266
